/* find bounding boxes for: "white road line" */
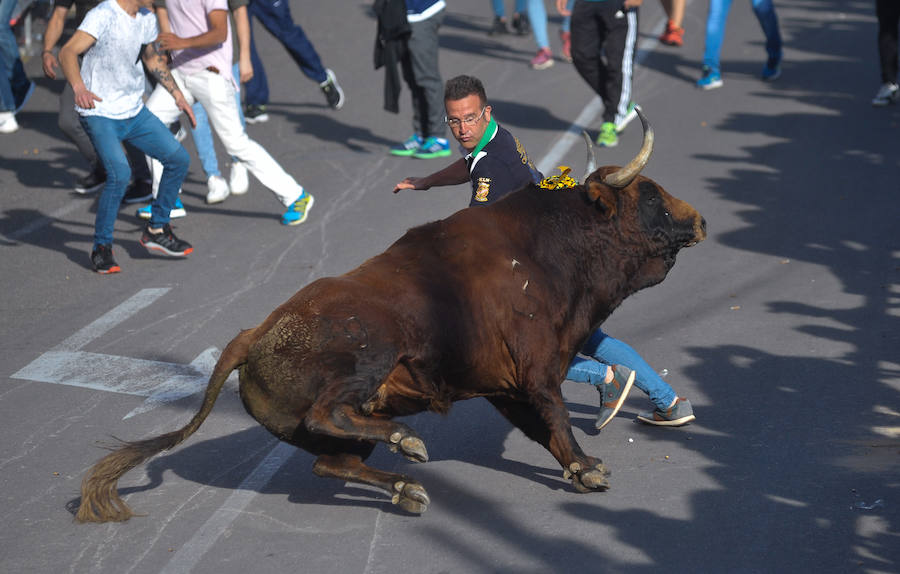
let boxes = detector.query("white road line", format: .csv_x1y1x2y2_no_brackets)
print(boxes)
55,288,170,351
159,441,296,574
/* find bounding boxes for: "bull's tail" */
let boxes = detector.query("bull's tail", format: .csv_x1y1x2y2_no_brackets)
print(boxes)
74,328,258,523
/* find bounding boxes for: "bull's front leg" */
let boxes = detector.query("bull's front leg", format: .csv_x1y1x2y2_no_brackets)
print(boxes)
305,401,428,463
489,390,610,493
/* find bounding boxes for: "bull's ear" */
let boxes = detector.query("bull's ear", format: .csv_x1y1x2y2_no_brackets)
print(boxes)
586,181,617,219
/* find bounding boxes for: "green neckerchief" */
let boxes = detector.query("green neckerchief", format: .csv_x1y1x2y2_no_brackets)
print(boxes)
468,117,498,158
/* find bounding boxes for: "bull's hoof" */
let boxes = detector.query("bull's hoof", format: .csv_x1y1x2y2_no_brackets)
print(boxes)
564,462,611,493
388,432,429,463
391,480,430,514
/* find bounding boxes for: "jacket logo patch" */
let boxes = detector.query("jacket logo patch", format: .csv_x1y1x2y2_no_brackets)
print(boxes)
475,177,491,202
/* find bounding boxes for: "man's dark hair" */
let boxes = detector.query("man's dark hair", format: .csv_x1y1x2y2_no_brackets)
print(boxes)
444,75,487,106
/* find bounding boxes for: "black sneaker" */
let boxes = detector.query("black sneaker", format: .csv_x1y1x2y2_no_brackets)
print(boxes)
488,16,509,36
511,12,530,36
75,167,106,194
244,104,269,124
140,223,193,257
90,244,121,274
320,69,345,110
122,179,153,204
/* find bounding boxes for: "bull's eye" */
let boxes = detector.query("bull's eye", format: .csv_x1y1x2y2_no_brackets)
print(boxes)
664,211,670,218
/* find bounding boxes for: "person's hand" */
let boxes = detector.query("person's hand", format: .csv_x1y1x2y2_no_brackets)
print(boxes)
42,51,59,79
556,0,572,16
73,86,101,109
157,33,187,51
393,177,429,193
239,56,254,83
623,0,643,8
174,91,196,128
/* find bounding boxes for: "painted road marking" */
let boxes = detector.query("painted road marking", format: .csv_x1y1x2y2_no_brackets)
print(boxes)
9,287,229,419
11,347,223,419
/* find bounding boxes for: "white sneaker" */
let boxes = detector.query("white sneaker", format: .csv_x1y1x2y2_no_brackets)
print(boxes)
229,161,249,195
206,175,230,204
872,83,899,106
0,111,19,134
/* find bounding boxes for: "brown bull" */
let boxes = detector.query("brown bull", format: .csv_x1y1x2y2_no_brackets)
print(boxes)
75,111,706,522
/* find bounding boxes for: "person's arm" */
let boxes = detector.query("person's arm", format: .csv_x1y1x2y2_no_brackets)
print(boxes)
156,9,228,51
59,30,101,109
393,158,470,193
231,5,253,83
156,4,172,35
141,41,197,127
42,5,69,79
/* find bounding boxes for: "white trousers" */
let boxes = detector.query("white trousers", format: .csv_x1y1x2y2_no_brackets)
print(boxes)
145,69,303,206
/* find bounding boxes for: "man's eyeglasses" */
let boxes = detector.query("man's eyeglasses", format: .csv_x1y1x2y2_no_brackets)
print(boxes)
445,107,486,129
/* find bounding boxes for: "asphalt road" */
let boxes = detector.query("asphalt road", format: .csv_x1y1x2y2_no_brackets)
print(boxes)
2,1,898,573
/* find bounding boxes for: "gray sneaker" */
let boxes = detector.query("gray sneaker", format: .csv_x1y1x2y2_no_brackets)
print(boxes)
636,397,695,427
872,83,899,106
595,365,635,430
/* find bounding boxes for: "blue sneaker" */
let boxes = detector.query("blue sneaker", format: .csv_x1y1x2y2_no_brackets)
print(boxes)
389,134,423,157
761,56,781,81
412,137,452,159
136,197,186,220
281,191,315,225
697,66,723,90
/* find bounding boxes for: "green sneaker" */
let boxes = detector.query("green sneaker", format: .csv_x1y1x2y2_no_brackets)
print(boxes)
636,397,695,427
389,134,424,157
412,136,452,159
596,122,618,147
595,365,636,430
282,192,315,225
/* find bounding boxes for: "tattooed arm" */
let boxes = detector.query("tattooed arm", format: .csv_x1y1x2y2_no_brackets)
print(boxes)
142,41,197,127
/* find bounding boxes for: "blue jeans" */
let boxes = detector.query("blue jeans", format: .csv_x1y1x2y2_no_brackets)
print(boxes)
80,107,190,246
565,328,677,411
702,0,782,72
0,0,31,112
491,0,527,17
245,0,327,107
191,63,246,178
527,0,549,50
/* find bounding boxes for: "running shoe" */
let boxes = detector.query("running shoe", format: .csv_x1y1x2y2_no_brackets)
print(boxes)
140,223,193,256
75,168,106,194
320,69,345,110
761,56,782,81
530,48,554,70
244,104,269,124
697,66,723,90
596,122,618,147
90,244,121,274
282,191,315,225
659,21,684,46
872,82,899,106
136,197,187,220
412,137,452,159
206,175,230,204
615,102,639,133
122,179,153,204
636,397,696,427
595,365,636,430
390,134,424,157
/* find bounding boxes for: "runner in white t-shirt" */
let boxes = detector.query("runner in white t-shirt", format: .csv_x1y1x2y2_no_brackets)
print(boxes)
59,0,197,273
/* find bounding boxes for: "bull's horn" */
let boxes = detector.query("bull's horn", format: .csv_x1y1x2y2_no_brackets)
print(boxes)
582,130,596,182
601,106,654,189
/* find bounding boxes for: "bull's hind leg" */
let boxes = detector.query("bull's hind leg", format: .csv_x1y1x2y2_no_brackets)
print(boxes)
488,396,610,493
313,453,430,514
305,401,429,464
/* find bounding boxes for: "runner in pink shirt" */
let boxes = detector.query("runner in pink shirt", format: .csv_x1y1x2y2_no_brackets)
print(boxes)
145,0,314,225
